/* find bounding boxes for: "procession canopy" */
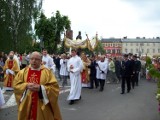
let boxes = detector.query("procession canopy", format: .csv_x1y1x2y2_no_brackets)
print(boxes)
64,33,98,51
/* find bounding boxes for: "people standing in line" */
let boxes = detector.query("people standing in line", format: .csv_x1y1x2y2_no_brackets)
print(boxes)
95,55,101,87
13,51,62,120
67,49,83,105
26,52,31,65
17,54,22,68
11,51,20,69
120,54,132,94
54,55,61,81
3,51,20,92
114,57,121,83
96,55,108,92
21,53,28,69
81,52,91,88
128,53,135,89
42,49,56,74
1,52,7,64
133,55,141,86
0,87,5,108
88,55,99,89
0,57,5,81
60,54,69,87
107,57,119,84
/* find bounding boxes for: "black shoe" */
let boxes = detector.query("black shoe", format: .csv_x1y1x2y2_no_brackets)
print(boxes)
96,85,99,88
69,100,74,105
127,90,130,93
89,87,93,89
121,92,125,94
99,88,103,92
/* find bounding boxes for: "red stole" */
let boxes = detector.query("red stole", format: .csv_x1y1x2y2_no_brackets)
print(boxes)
81,70,86,83
7,60,13,87
27,68,41,120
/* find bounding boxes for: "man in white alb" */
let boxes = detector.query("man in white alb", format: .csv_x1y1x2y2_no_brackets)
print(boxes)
42,49,56,74
96,55,108,91
67,49,83,105
60,54,68,87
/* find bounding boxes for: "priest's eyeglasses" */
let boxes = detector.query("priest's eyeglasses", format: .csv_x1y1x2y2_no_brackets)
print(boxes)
30,58,41,61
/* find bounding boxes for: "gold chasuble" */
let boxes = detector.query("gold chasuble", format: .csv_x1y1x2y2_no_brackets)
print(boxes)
14,65,62,120
3,59,20,88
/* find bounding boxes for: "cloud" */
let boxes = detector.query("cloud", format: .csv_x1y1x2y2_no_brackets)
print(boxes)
42,0,160,39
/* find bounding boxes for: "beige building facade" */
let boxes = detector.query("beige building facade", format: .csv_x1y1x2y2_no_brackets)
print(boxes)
121,38,160,57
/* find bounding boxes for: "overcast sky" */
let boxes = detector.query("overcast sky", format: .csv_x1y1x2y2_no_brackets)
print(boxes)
42,0,160,39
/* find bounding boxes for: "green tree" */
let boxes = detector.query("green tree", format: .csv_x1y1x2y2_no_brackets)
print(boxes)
35,11,71,53
94,41,106,55
146,56,160,112
0,0,43,53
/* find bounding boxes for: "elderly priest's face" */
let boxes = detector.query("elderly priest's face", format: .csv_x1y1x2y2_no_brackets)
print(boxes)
30,52,42,69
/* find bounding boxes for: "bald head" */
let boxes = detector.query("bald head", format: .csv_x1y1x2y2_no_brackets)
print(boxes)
30,51,42,69
30,52,42,60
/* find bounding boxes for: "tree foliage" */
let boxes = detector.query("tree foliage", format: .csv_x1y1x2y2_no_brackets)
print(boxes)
0,0,43,53
94,41,106,55
146,56,160,112
35,11,71,53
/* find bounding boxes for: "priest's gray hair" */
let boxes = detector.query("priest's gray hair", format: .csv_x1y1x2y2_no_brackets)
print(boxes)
30,51,42,60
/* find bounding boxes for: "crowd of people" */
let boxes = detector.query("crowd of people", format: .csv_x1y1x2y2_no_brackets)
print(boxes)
0,49,159,120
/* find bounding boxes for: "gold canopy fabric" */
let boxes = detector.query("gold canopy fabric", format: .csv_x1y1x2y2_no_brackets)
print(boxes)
87,37,98,51
64,37,88,49
64,36,98,51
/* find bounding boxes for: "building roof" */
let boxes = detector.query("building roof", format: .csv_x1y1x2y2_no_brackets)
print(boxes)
121,38,160,43
101,38,121,43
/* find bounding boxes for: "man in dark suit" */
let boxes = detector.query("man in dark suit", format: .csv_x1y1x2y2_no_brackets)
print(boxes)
133,55,141,86
120,54,132,94
114,57,121,83
128,53,135,89
88,56,99,89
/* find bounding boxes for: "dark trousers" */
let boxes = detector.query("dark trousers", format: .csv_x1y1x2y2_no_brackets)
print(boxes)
121,76,131,93
90,76,99,88
131,75,135,89
135,72,139,86
61,75,68,87
99,79,105,91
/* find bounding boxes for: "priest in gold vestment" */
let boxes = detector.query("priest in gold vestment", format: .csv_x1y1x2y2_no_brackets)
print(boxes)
14,51,62,120
3,52,20,91
81,53,91,87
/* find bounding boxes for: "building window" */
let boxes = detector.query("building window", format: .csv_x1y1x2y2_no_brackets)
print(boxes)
113,43,115,47
136,49,138,53
125,49,128,53
112,49,115,54
136,43,139,46
130,43,133,46
153,43,155,46
140,43,144,46
126,43,127,46
158,49,160,53
142,49,144,53
153,49,155,53
117,49,120,53
107,50,111,54
147,49,150,53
